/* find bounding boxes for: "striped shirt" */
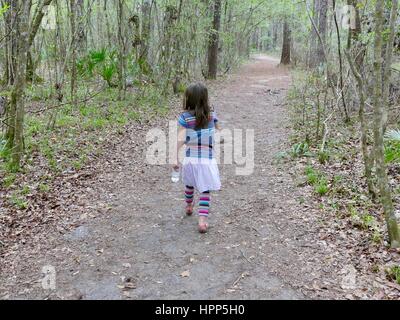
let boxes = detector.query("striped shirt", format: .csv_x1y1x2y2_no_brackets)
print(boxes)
178,111,219,159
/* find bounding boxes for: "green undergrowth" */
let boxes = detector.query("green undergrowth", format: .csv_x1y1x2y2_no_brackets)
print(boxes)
386,265,400,285
0,82,169,201
285,68,389,249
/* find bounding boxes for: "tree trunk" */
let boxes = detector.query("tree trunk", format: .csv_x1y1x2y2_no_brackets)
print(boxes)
26,0,53,82
5,0,22,143
346,51,375,198
9,0,31,168
347,0,364,70
315,0,327,67
76,0,86,54
207,0,221,79
308,0,319,68
373,0,400,248
280,19,291,65
2,2,10,84
272,22,278,49
333,0,349,122
347,0,361,48
69,0,77,104
3,0,18,86
140,0,152,64
171,0,184,93
117,0,126,100
26,51,34,82
103,0,112,48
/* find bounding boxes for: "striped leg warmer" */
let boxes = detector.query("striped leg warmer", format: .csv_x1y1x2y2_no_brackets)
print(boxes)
198,191,210,217
185,186,194,204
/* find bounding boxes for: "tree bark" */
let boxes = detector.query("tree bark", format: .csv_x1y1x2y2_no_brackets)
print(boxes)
2,0,10,84
346,0,361,48
272,22,278,49
117,0,126,100
332,0,349,122
3,0,18,86
75,0,86,54
346,50,375,198
69,0,77,104
346,0,364,70
9,0,31,168
280,19,291,65
140,0,152,64
373,0,400,248
315,0,327,67
207,0,222,79
103,0,112,48
308,0,319,68
26,0,53,82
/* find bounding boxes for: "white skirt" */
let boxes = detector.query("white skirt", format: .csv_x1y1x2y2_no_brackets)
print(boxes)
182,157,221,193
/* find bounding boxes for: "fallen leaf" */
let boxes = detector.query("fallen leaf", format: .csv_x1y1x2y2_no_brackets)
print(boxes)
181,270,190,278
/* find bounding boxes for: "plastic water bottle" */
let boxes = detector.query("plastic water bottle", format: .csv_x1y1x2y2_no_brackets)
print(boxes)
171,167,180,183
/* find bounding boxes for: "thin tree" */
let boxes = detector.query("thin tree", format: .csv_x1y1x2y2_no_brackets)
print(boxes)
315,0,327,68
103,0,112,48
69,0,77,105
140,0,152,65
9,0,31,168
117,0,126,100
346,51,375,198
346,0,364,70
26,0,53,82
280,19,291,65
76,0,86,53
207,0,222,79
3,0,18,86
332,0,349,122
372,0,400,248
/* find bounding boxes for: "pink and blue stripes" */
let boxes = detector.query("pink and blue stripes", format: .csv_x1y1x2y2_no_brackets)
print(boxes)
185,186,194,204
198,191,210,217
184,187,211,217
177,111,218,159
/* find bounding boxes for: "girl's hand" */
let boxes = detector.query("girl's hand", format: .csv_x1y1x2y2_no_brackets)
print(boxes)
172,163,180,171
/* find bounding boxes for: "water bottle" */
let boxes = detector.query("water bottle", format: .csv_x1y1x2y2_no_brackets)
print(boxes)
171,167,180,183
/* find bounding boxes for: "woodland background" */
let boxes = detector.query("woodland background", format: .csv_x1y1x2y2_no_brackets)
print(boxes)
1,0,400,297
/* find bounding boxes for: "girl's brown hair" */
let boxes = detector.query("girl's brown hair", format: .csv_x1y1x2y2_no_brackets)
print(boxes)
183,83,210,130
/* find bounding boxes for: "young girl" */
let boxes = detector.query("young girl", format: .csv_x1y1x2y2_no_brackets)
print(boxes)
174,83,221,233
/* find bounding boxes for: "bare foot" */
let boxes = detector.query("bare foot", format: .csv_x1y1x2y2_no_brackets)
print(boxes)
198,216,209,233
185,204,194,216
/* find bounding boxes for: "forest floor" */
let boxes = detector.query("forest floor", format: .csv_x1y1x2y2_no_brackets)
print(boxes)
1,55,399,300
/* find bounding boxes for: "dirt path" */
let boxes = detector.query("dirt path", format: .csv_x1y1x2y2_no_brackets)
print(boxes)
1,55,333,300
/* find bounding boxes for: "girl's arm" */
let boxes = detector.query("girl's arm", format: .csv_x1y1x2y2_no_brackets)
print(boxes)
177,125,186,152
215,119,224,144
174,125,186,169
213,108,221,131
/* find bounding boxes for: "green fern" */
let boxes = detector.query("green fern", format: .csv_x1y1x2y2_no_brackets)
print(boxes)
0,3,10,16
384,129,400,163
89,49,107,64
385,129,400,142
291,142,312,158
100,63,117,87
